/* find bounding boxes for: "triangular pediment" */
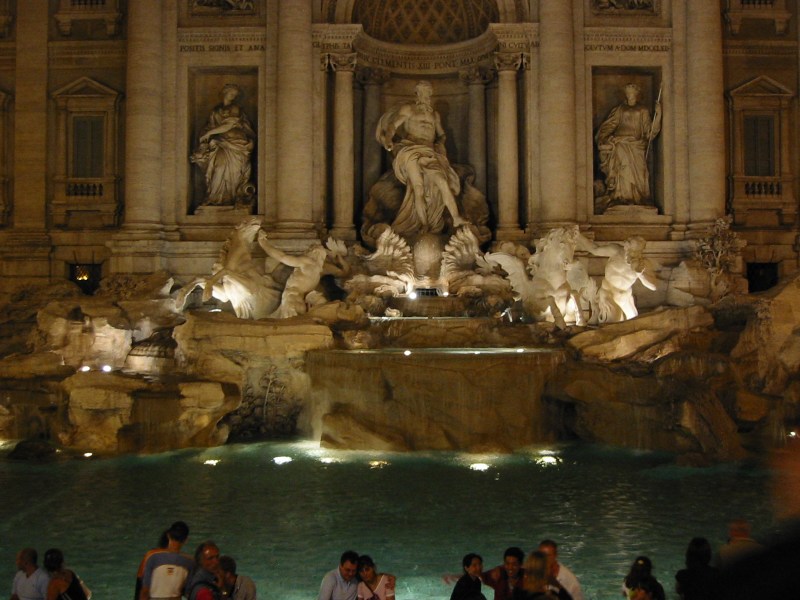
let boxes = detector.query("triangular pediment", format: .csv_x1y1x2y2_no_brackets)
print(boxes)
730,75,793,98
52,76,120,99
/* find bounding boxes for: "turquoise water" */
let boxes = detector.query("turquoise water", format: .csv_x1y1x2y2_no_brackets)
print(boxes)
0,441,776,599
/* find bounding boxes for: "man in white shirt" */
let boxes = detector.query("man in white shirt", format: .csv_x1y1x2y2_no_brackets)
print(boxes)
10,548,49,600
539,539,584,600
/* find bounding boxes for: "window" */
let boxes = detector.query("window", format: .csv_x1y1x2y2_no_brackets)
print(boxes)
52,77,121,228
743,115,774,177
72,116,105,178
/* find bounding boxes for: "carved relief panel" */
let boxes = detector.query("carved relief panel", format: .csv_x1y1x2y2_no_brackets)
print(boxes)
188,69,258,215
591,67,663,216
51,77,121,228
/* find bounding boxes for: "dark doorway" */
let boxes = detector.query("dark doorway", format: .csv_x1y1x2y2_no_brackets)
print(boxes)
746,262,779,293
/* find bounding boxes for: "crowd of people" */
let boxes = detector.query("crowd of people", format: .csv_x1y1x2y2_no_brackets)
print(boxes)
8,518,775,600
317,520,769,600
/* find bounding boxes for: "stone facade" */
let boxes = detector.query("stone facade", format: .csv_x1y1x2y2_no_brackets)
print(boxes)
0,1,795,299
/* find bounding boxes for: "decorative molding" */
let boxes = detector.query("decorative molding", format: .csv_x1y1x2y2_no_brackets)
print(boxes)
177,28,267,53
188,0,259,17
584,27,671,52
590,0,660,17
488,22,538,51
313,23,363,52
459,65,495,86
723,39,798,57
323,52,357,72
355,66,390,87
353,29,498,76
494,51,527,72
49,40,126,69
55,0,121,37
0,41,14,70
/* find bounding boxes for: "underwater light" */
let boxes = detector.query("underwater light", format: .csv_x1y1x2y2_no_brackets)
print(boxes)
408,291,417,300
516,348,524,353
79,365,91,372
535,456,560,466
789,431,797,438
369,460,389,469
469,463,490,471
209,308,222,312
204,459,220,466
320,457,338,464
273,456,292,465
83,452,93,458
101,365,112,372
403,350,411,356
442,291,449,297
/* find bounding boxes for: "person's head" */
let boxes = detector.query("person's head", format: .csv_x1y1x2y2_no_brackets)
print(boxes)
357,555,376,582
461,552,483,578
43,548,64,573
167,520,190,544
503,547,525,579
221,84,241,104
15,548,37,572
195,541,221,575
522,551,549,592
538,540,560,576
339,550,359,581
685,537,712,570
624,83,641,104
219,555,237,586
625,556,653,588
415,80,433,105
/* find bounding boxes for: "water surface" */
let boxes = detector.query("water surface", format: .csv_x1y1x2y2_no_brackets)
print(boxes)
0,441,776,599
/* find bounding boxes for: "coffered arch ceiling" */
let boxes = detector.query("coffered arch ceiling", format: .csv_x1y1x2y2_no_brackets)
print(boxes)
321,0,528,43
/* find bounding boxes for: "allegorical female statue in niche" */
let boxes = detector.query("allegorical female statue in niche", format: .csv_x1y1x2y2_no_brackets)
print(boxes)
594,82,662,212
191,83,255,207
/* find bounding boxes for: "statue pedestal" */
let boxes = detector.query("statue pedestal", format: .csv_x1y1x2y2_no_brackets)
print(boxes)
195,204,254,218
603,204,659,218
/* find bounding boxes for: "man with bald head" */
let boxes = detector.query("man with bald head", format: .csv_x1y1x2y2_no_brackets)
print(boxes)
10,548,49,600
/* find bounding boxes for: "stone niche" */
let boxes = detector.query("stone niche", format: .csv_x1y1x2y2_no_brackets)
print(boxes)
187,68,259,215
591,66,663,216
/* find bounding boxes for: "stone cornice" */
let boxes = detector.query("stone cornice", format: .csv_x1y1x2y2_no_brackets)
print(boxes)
584,27,671,52
723,39,798,57
488,22,538,51
49,40,126,69
312,23,363,52
353,29,499,75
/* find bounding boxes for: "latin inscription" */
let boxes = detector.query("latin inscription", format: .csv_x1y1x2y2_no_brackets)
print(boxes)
179,43,266,53
586,43,669,52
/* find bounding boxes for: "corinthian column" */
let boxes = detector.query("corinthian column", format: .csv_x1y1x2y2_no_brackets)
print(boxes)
494,52,524,239
121,0,163,234
359,68,389,210
329,52,357,240
686,1,726,228
538,1,577,226
275,0,315,237
459,67,492,195
0,1,51,283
